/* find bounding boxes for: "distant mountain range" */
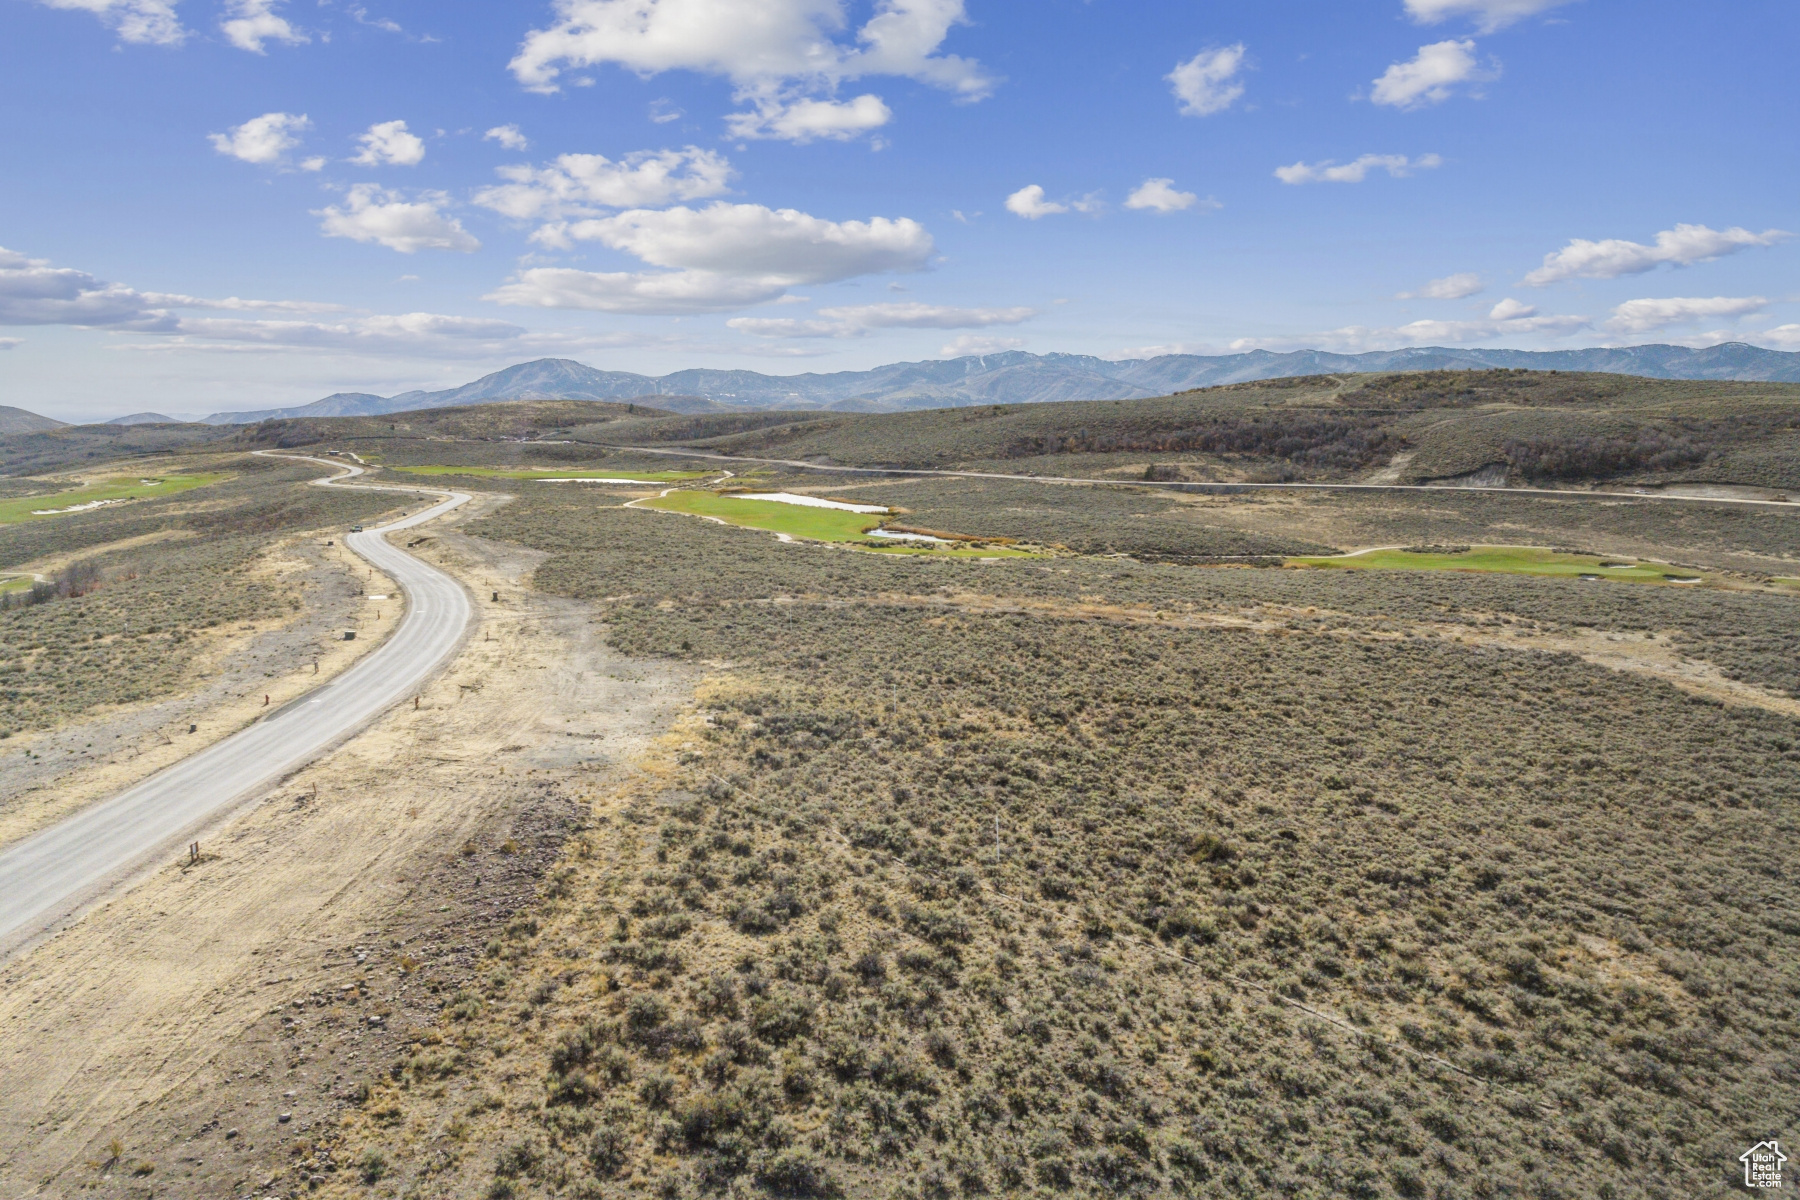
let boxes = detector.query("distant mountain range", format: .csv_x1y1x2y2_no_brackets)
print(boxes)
193,343,1800,425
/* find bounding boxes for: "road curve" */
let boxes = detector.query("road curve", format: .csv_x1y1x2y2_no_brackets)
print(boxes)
0,453,475,953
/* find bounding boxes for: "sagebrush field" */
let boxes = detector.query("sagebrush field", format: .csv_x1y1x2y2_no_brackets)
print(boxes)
317,468,1799,1200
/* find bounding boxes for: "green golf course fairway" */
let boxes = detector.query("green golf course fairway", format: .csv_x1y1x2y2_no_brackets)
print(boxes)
390,466,706,482
0,473,228,527
639,489,1035,557
1286,545,1710,584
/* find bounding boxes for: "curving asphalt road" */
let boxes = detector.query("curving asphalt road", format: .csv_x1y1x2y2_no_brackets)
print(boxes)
0,453,475,953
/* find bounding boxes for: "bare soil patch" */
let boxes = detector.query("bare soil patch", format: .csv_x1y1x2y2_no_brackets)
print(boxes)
0,515,697,1198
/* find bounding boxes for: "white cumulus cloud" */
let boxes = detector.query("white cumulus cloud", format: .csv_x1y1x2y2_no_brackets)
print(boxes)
477,147,733,223
171,312,529,354
0,338,19,350
487,269,793,315
1405,0,1574,33
560,203,931,280
0,247,176,330
1523,224,1791,285
0,244,344,334
821,302,1034,329
0,245,645,362
1399,272,1484,300
1275,153,1442,185
725,317,848,339
726,94,893,142
1231,299,1588,352
351,120,427,167
729,301,1035,338
220,0,307,53
510,0,992,95
1371,39,1490,109
209,112,318,168
38,0,185,45
1232,311,1586,353
1125,179,1214,215
484,125,530,151
316,186,480,254
1604,296,1770,335
941,334,1025,356
489,201,933,315
1005,185,1067,219
1167,44,1246,117
508,0,992,142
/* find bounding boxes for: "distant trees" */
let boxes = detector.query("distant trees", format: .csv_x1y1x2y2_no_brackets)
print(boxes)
1502,431,1713,480
1,558,103,611
1001,413,1407,472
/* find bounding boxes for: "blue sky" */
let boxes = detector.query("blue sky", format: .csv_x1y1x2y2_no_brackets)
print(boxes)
2,0,1796,420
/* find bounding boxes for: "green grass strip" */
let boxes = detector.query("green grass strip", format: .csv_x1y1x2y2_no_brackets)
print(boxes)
1286,545,1710,584
389,466,706,482
641,489,1037,557
0,472,228,527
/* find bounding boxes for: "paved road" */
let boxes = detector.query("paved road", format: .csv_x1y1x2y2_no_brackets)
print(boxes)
605,444,1800,509
0,454,474,953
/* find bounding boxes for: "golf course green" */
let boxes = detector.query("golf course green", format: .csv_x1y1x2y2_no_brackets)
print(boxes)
0,472,228,527
1286,545,1711,584
639,490,1035,557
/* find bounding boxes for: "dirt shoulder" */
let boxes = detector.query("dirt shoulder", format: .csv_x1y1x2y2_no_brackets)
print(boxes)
0,512,698,1198
0,532,399,851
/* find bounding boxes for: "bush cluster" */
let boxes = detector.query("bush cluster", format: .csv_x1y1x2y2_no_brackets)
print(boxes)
1502,433,1715,480
996,414,1406,473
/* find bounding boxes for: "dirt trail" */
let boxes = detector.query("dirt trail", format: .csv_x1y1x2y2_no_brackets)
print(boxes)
763,590,1800,720
0,507,697,1198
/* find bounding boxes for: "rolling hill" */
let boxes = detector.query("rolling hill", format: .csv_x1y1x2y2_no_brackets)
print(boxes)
0,405,65,435
584,369,1800,491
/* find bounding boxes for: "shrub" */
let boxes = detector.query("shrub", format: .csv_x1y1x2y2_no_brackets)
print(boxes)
588,1122,629,1177
357,1149,388,1184
758,1148,841,1197
493,1141,540,1179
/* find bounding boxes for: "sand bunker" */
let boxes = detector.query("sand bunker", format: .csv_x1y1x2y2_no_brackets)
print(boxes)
868,529,948,544
30,497,128,516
